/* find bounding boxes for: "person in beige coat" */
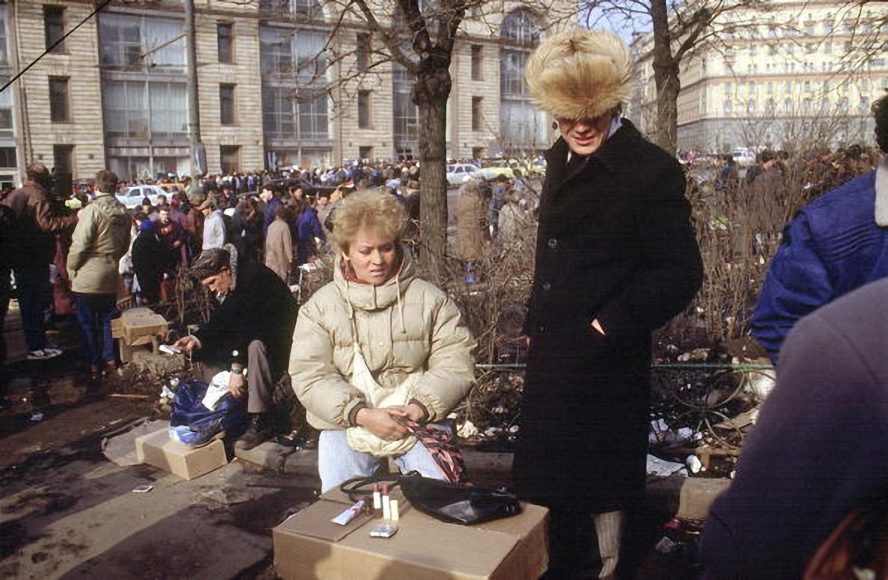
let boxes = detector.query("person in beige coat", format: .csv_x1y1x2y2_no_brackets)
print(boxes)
454,178,488,284
67,170,131,379
264,204,293,282
290,190,476,492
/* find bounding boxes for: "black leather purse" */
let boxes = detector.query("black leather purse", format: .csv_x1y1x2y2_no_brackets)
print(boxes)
340,471,522,525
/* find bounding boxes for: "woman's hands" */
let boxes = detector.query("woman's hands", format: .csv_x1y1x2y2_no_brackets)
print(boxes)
355,408,408,440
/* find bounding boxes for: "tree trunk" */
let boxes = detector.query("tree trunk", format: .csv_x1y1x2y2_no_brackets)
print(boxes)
653,65,680,154
414,54,451,280
650,0,680,154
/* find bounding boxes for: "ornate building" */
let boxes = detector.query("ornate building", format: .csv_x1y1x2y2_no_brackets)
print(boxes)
630,0,887,153
0,0,571,182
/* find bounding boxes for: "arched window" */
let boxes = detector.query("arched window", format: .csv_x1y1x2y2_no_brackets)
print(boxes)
502,10,541,46
260,0,323,19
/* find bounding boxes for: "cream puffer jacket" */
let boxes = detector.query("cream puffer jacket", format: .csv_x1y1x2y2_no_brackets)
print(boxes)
290,247,476,434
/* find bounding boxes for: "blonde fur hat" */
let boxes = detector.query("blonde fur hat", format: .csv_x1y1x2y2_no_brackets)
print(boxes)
525,28,632,121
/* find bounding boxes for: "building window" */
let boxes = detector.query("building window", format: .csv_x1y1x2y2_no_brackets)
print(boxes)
0,147,15,168
44,5,65,53
0,5,8,65
218,23,233,63
103,80,187,139
500,9,545,153
220,84,236,125
99,13,185,68
472,96,483,130
358,90,371,128
220,145,240,174
259,0,323,19
471,44,482,81
260,27,327,78
0,81,12,130
262,85,329,139
53,144,73,174
359,145,373,160
723,100,732,116
356,33,370,72
392,63,419,147
49,77,70,123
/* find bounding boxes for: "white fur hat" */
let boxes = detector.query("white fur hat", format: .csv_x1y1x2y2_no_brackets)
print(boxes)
525,28,632,121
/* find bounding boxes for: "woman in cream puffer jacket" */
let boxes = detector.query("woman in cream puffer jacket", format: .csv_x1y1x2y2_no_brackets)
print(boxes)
290,190,476,492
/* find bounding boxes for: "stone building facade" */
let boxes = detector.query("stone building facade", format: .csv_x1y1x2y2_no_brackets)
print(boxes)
1,0,571,182
629,0,887,153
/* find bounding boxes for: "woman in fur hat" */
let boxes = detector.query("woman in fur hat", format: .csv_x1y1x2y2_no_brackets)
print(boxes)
512,29,703,579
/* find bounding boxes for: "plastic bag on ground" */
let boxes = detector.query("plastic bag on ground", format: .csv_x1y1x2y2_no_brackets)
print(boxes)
171,380,249,445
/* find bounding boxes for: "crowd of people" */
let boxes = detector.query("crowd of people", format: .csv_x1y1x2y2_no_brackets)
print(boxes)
1,22,888,580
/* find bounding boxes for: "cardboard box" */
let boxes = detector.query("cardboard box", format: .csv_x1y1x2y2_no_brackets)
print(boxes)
135,428,228,480
273,490,548,579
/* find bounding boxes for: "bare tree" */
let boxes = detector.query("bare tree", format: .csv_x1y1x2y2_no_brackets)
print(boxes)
260,0,573,277
587,0,770,154
589,0,886,154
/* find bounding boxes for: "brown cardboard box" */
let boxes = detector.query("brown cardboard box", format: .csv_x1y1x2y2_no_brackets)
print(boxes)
135,428,228,480
273,491,548,579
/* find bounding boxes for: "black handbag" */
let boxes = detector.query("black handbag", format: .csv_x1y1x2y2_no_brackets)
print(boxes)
340,471,523,526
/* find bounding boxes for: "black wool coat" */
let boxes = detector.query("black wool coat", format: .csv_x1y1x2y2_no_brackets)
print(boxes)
513,120,703,514
194,260,298,375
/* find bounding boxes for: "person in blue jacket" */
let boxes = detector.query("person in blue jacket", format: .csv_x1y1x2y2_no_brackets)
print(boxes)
752,92,888,364
290,197,326,266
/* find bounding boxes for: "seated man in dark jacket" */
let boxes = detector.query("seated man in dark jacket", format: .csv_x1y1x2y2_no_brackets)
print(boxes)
175,244,297,449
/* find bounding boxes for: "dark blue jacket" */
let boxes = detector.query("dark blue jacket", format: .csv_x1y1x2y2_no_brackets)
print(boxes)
263,197,283,238
291,207,326,266
752,171,888,364
702,277,888,579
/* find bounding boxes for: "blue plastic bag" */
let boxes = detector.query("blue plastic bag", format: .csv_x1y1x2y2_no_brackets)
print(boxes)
170,380,249,445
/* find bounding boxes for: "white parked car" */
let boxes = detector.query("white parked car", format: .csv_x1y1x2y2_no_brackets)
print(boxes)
116,185,168,209
730,148,757,168
446,163,479,187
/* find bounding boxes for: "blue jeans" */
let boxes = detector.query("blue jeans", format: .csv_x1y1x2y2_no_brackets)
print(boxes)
318,428,447,493
73,293,117,365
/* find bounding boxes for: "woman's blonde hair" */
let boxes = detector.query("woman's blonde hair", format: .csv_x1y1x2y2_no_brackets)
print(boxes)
332,189,408,250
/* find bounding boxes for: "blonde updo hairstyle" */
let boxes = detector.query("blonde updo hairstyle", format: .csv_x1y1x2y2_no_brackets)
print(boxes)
332,189,408,251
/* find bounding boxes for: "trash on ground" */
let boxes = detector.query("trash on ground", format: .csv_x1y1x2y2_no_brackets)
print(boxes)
132,484,154,493
647,454,687,478
457,420,478,438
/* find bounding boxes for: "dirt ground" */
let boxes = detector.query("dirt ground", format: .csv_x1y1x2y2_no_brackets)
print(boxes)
1,308,704,579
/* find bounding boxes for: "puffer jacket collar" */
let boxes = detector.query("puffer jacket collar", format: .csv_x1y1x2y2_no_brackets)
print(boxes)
333,245,416,312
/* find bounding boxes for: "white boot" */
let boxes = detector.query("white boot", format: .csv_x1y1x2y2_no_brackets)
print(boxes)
593,510,624,579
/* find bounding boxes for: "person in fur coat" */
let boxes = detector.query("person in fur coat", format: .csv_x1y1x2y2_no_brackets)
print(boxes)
512,29,703,579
